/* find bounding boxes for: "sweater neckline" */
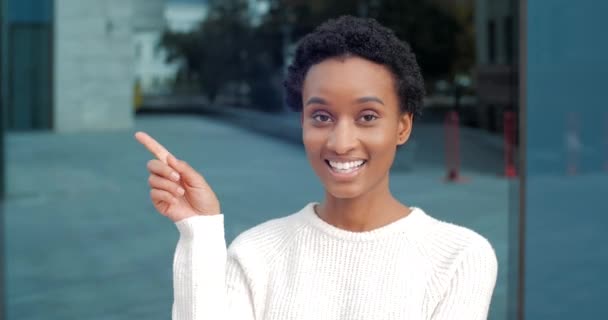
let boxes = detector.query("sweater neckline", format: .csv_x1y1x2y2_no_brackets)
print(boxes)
299,201,432,241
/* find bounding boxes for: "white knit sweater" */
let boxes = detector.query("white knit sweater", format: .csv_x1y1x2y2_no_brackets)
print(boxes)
172,202,498,320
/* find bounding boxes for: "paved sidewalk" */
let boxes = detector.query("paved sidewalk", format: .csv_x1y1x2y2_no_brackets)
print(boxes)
4,114,511,319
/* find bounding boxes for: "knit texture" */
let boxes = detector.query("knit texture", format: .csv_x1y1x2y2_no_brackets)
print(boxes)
172,202,498,319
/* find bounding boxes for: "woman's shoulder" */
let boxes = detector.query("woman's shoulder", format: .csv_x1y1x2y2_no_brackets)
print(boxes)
414,209,497,269
227,203,311,261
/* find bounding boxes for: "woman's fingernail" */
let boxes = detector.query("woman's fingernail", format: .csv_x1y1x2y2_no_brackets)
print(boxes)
171,172,180,181
177,187,185,195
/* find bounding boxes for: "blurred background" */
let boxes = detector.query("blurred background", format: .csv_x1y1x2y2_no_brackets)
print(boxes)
1,0,517,319
1,0,604,319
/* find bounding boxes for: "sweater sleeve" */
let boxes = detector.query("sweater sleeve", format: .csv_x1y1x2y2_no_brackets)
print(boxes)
172,215,256,320
430,239,498,320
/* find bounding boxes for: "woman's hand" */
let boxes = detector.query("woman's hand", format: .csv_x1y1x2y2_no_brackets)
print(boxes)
135,131,221,222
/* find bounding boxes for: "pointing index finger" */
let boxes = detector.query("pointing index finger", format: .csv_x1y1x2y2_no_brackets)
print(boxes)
134,131,173,163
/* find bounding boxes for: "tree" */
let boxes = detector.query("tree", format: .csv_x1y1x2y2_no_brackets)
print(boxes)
161,0,251,102
373,0,462,82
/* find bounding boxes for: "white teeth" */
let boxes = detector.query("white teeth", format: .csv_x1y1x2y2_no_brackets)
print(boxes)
328,160,365,170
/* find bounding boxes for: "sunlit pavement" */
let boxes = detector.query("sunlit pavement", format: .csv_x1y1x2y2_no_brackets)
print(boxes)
4,114,510,319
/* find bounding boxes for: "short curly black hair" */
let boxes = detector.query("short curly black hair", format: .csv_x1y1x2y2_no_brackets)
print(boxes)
283,15,425,117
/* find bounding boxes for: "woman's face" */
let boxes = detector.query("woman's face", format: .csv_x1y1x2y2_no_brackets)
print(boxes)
301,56,413,199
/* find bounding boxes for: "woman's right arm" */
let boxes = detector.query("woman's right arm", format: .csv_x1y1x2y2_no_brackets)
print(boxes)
172,215,256,320
135,131,255,320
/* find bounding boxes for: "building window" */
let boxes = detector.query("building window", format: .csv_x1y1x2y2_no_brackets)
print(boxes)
135,43,142,59
504,15,514,64
487,19,496,64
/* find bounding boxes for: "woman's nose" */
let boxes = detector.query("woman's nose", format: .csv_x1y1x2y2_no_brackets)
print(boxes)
327,121,358,154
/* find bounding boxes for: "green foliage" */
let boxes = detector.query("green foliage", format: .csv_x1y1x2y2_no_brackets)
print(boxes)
374,0,462,80
161,0,251,102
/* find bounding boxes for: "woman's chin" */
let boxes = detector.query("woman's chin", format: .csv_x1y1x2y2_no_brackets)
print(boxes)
324,184,364,199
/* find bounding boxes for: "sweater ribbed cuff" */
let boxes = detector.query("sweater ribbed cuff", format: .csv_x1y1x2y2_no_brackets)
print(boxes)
175,214,225,240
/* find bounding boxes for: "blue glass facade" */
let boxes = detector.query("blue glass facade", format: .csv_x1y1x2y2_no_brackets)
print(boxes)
523,0,608,318
7,0,52,22
1,0,53,131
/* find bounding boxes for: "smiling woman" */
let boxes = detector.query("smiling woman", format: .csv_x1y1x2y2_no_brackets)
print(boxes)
136,15,497,320
300,56,412,216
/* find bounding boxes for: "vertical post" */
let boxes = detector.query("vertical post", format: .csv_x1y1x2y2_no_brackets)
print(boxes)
565,112,581,176
0,0,4,201
0,0,6,317
604,112,608,172
504,110,518,177
515,0,526,318
445,110,462,182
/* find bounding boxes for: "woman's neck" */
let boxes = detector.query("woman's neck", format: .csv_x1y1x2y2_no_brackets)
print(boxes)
316,179,412,232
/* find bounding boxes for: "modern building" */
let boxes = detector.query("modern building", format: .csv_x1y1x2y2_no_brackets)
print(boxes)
474,0,518,132
1,0,53,131
1,0,166,132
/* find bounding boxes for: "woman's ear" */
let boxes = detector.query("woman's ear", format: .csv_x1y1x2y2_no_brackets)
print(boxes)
397,112,413,146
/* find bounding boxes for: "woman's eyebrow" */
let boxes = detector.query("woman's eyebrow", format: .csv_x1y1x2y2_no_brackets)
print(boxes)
305,97,328,106
355,96,385,105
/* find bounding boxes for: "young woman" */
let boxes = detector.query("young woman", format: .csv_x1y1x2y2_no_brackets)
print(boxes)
136,15,497,320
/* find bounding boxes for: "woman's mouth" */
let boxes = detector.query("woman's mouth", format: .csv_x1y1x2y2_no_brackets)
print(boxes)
324,159,367,179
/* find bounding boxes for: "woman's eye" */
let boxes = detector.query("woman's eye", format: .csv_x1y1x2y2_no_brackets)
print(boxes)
313,114,331,122
361,114,378,122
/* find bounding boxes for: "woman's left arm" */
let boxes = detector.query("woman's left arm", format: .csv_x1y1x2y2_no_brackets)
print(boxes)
431,240,498,320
